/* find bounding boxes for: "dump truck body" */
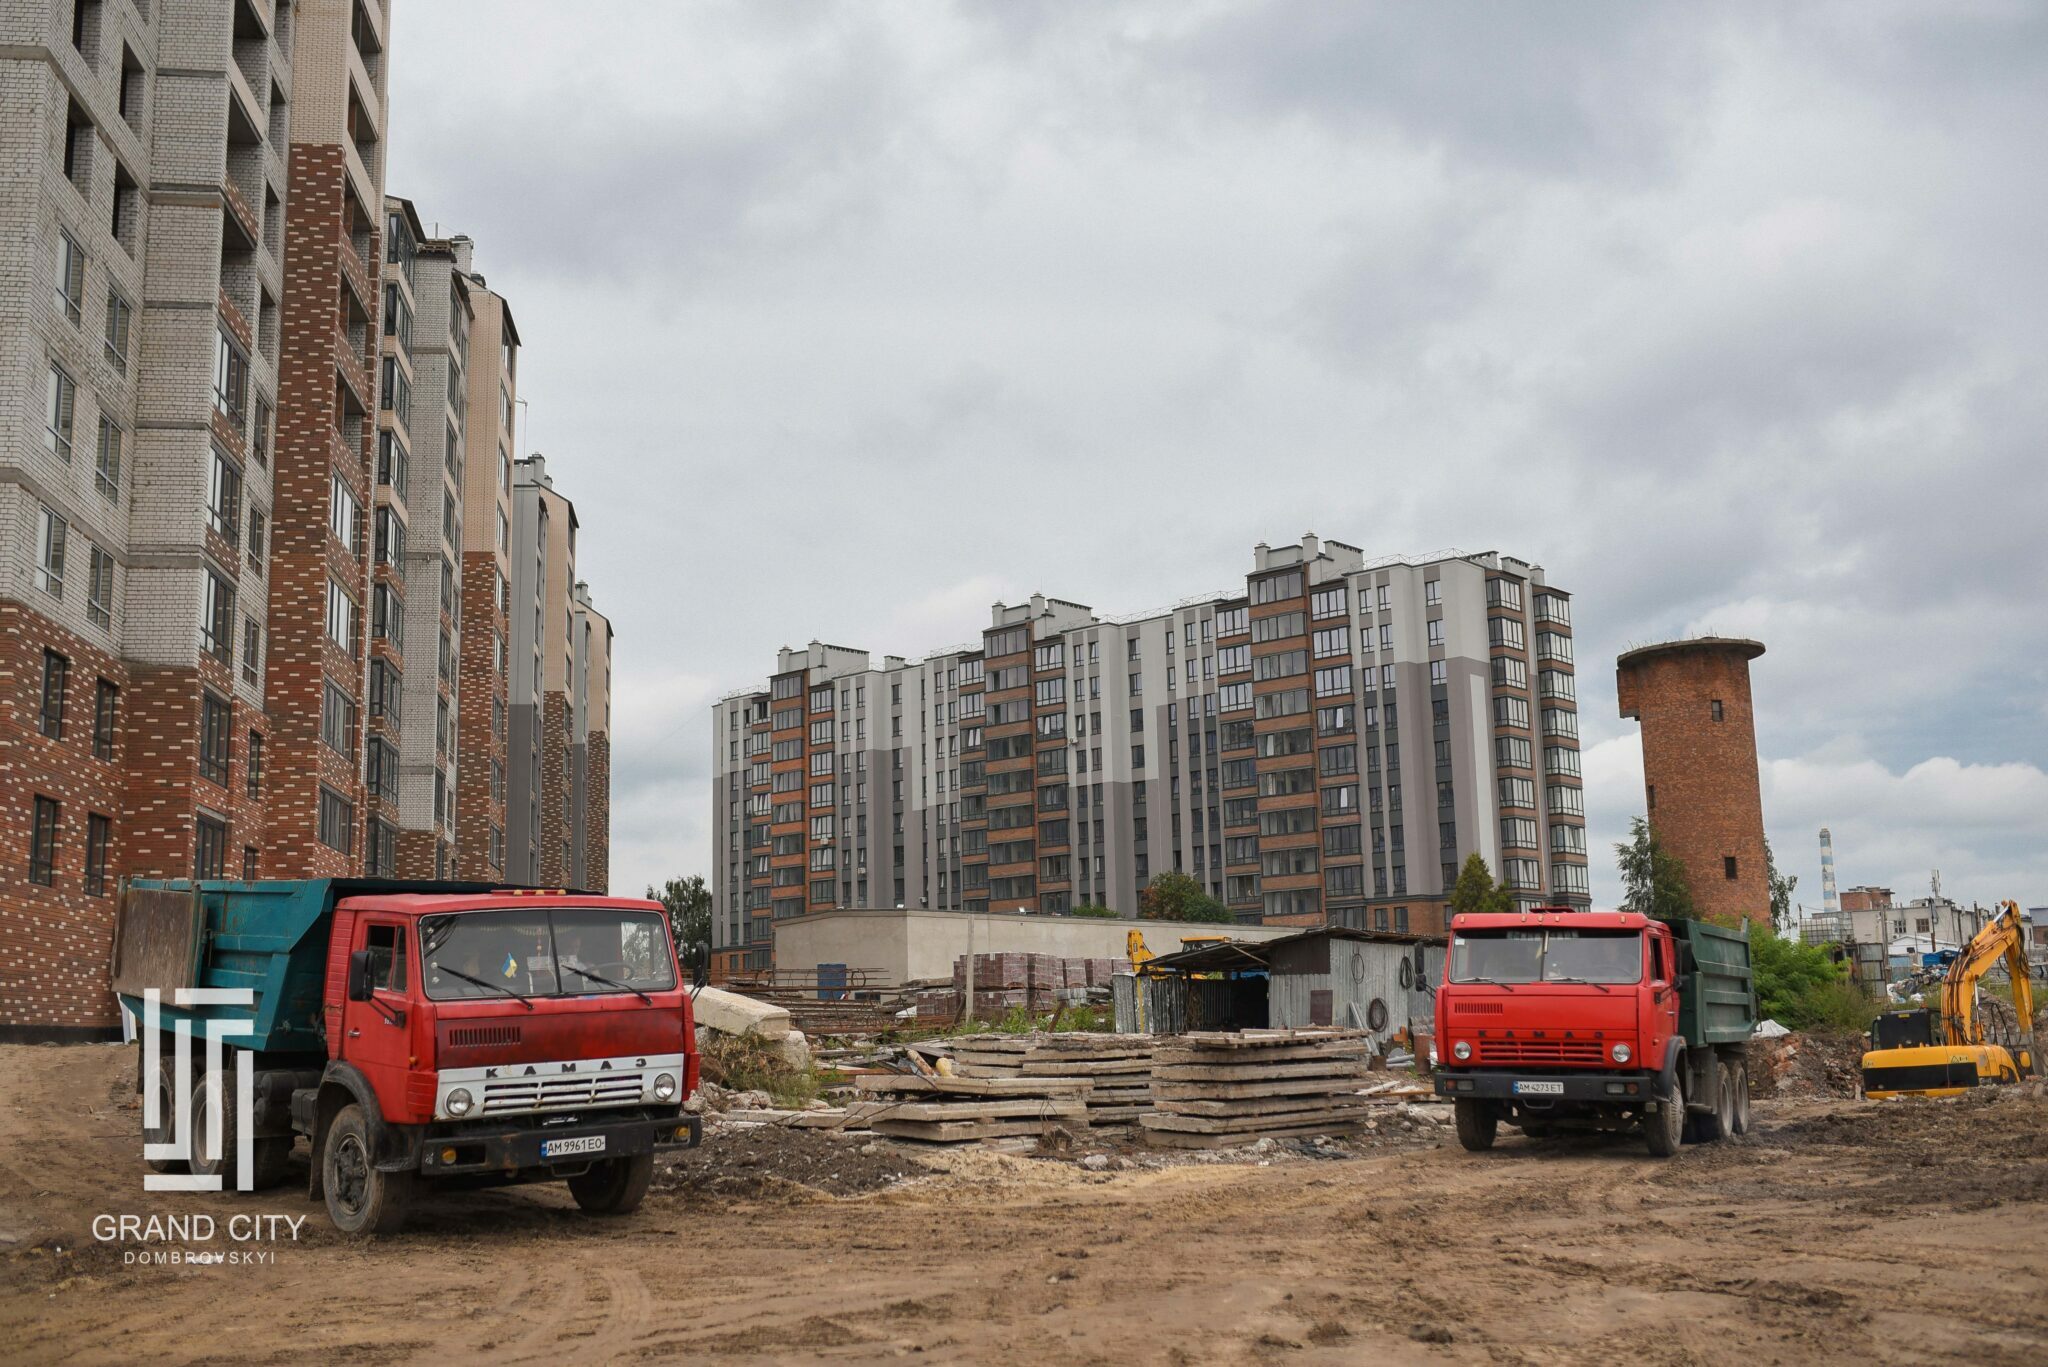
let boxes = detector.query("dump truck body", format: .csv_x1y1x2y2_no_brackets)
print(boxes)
1431,908,1757,1156
116,879,701,1234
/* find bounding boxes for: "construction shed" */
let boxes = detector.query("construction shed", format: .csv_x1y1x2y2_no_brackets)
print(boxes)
1136,927,1445,1054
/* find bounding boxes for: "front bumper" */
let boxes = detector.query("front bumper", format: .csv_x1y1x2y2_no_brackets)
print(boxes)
1434,1069,1663,1104
418,1112,702,1176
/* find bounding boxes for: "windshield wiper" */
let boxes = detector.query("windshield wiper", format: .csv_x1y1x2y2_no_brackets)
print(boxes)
1457,976,1517,992
562,963,653,1005
1547,975,1610,993
435,964,536,1010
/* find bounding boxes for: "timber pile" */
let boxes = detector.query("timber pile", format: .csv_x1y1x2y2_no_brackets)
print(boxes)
1019,1034,1156,1126
1140,1029,1374,1149
847,1071,1090,1143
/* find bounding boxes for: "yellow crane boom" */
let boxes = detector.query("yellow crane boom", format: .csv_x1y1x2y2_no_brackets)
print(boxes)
1862,900,2036,1098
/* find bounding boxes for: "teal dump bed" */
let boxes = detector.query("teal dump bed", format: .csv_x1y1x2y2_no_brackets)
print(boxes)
1670,919,1757,1046
111,879,500,1057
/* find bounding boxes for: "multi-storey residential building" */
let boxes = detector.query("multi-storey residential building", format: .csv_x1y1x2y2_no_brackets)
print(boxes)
262,0,389,877
570,582,612,892
710,538,1584,978
2,0,308,1034
450,251,516,880
379,201,472,878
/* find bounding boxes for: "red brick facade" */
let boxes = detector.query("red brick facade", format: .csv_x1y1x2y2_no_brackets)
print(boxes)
1616,639,1772,923
540,690,569,886
453,551,505,878
585,729,610,893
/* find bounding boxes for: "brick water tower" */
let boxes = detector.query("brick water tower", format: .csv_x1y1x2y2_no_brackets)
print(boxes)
1616,638,1771,923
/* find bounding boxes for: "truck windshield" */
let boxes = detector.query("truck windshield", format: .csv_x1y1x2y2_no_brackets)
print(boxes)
419,907,676,1001
1451,929,1643,985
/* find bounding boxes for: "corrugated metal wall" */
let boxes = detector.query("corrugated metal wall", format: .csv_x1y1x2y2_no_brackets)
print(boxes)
1270,939,1444,1052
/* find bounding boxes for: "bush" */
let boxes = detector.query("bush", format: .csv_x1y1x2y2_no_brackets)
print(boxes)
697,1032,821,1109
1740,919,1878,1033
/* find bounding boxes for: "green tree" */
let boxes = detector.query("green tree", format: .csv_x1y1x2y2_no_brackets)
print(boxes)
1615,817,1696,921
1764,836,1798,933
1448,853,1515,917
647,875,712,960
1739,919,1873,1031
1069,903,1121,918
1138,871,1232,924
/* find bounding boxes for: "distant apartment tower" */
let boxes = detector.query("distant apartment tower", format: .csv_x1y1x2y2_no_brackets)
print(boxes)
376,198,473,877
710,539,1584,977
571,583,613,892
0,0,389,1035
1615,637,1770,923
263,0,391,875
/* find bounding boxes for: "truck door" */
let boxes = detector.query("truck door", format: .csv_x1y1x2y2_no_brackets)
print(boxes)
1648,931,1680,1060
342,919,413,1108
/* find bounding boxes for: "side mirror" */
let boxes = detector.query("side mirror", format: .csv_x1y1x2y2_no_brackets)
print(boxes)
347,948,375,1002
689,943,710,990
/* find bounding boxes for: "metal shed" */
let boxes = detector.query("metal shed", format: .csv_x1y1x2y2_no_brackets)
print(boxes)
1263,929,1445,1053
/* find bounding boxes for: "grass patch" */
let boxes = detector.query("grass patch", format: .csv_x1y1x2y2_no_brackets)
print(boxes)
698,1032,823,1109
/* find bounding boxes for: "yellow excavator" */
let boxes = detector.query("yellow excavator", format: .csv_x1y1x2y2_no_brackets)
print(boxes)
1861,900,2036,1098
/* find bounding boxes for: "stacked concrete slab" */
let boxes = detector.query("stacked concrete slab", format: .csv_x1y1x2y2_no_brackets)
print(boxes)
1141,1030,1374,1149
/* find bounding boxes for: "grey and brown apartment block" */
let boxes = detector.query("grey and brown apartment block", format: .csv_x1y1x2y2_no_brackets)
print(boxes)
711,537,1586,978
0,2,612,1036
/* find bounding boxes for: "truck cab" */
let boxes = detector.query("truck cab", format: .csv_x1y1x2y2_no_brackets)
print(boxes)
1431,907,1755,1157
116,880,704,1234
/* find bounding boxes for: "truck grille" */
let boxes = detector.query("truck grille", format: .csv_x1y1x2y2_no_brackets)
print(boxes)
479,1070,648,1114
448,1025,522,1049
1481,1039,1608,1066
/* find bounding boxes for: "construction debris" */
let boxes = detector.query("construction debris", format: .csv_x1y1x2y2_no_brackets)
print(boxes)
1141,1029,1377,1149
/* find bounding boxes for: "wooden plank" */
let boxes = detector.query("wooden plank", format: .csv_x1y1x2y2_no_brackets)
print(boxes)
1153,1061,1368,1082
1153,1077,1371,1100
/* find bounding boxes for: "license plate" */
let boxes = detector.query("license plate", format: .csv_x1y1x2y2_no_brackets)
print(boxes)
541,1135,606,1158
1514,1081,1564,1095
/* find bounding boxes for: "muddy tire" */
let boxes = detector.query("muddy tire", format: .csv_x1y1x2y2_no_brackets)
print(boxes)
1453,1100,1498,1152
186,1067,244,1188
1727,1061,1751,1136
143,1052,185,1175
568,1152,655,1214
323,1104,412,1236
1645,1088,1684,1158
251,1137,294,1189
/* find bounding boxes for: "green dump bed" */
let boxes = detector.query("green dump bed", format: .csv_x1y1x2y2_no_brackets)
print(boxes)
1671,919,1757,1047
111,879,498,1057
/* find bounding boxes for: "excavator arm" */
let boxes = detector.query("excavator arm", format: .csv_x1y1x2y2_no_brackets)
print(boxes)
1938,901,2035,1075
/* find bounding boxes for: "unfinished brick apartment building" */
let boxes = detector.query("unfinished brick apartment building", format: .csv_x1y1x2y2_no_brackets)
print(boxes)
712,537,1585,978
0,1,611,1037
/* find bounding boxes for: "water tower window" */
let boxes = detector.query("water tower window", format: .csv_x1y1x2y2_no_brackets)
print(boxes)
1710,699,1724,721
1724,856,1738,880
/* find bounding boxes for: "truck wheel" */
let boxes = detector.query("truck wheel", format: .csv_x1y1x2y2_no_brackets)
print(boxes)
323,1104,412,1236
252,1138,294,1189
568,1152,655,1214
1452,1100,1498,1152
186,1068,245,1188
1645,1084,1684,1157
144,1053,185,1175
1726,1062,1751,1136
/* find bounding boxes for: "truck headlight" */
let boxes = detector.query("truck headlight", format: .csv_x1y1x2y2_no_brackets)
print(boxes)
446,1087,474,1117
652,1072,677,1101
1452,1041,1472,1061
1611,1043,1632,1064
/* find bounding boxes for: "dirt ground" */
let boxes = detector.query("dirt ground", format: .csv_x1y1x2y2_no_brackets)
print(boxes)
3,1042,2046,1365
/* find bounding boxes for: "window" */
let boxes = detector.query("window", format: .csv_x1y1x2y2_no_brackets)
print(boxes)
326,579,359,653
1427,619,1445,648
1500,776,1536,809
1496,736,1532,769
1551,824,1587,855
1311,626,1349,658
1253,612,1305,644
56,230,85,324
194,814,227,879
1501,817,1539,849
240,616,262,687
1310,585,1347,620
104,288,132,371
40,651,68,738
252,400,271,468
1537,632,1573,663
1539,669,1574,701
1216,605,1249,636
30,796,61,884
199,692,231,786
1724,856,1739,880
1543,708,1578,739
201,572,234,664
95,418,121,500
46,362,76,460
247,730,263,798
1486,579,1524,611
1494,696,1529,729
93,679,117,760
1313,664,1351,698
1318,743,1357,776
1504,858,1542,890
1548,784,1584,817
1316,703,1354,735
1324,864,1364,899
322,681,356,755
1489,617,1525,651
1320,784,1358,814
1425,580,1441,606
247,507,266,567
1252,570,1301,605
1536,593,1570,626
1429,659,1448,686
318,787,354,854
330,473,359,553
208,448,242,543
1255,687,1308,720
1710,699,1725,722
1493,656,1528,689
214,329,247,428
1544,746,1581,778
85,813,111,896
1553,863,1590,895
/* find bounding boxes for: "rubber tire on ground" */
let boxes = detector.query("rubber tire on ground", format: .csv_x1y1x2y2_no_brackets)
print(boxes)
251,1137,294,1189
1645,1080,1685,1158
1453,1099,1498,1152
1687,1064,1728,1144
323,1104,413,1236
185,1067,243,1187
568,1152,655,1214
1727,1061,1751,1136
144,1052,184,1175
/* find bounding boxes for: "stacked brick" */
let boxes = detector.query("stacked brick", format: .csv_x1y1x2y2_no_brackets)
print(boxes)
950,952,1130,1016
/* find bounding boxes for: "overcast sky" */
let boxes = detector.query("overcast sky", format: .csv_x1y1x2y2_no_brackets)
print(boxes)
387,1,2048,917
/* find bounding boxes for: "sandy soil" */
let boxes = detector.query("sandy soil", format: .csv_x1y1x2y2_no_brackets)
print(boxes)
3,1041,2046,1365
